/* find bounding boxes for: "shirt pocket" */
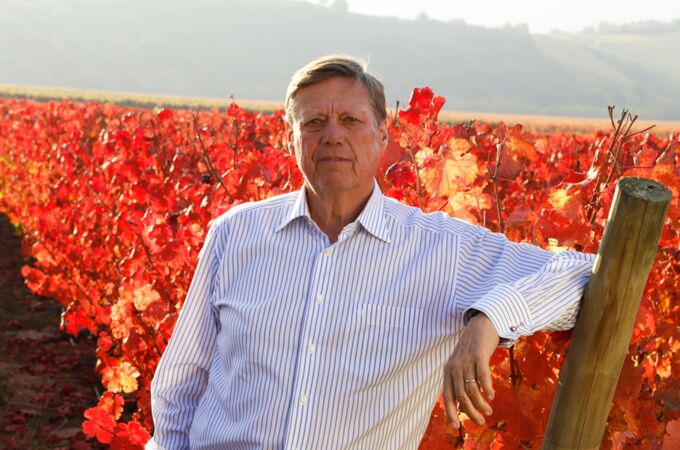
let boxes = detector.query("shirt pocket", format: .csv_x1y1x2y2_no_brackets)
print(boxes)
353,303,425,330
343,303,426,387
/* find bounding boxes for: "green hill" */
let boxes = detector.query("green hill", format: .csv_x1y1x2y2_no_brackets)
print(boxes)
0,0,678,120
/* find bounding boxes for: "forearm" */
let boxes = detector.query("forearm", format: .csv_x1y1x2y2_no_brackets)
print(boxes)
453,223,595,345
149,361,210,449
149,218,225,447
463,250,595,345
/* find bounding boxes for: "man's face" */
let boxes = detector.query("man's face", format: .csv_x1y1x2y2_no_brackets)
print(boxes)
287,77,388,196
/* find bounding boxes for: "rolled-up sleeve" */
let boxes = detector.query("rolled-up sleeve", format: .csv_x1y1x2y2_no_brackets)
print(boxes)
147,217,226,449
454,224,595,346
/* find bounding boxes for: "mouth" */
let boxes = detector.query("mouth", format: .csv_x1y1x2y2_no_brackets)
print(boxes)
316,157,353,164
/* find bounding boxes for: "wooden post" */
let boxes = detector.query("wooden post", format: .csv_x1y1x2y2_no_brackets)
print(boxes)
542,177,671,450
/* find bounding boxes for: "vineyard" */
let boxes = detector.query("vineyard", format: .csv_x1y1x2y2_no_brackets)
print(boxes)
0,88,678,449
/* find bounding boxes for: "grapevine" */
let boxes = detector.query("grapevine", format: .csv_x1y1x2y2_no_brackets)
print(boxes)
0,91,677,448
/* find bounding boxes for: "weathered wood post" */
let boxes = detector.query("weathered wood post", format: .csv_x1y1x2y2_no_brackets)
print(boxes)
542,177,671,450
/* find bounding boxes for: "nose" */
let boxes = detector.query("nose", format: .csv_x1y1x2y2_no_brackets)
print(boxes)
322,118,343,146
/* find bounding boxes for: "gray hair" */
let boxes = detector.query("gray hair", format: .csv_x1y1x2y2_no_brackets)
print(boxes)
285,55,387,126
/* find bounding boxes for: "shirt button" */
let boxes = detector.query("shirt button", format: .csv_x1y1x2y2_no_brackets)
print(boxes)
300,394,308,405
307,343,316,353
316,294,324,304
323,248,332,256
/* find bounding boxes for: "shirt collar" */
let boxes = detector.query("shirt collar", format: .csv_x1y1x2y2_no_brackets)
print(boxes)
276,185,311,231
275,179,391,243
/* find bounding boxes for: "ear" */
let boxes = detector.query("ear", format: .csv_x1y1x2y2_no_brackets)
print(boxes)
378,120,389,150
285,121,295,155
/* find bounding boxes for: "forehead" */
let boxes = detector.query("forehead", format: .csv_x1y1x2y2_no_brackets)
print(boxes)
292,77,373,119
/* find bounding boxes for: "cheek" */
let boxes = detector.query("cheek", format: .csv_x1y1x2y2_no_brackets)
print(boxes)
360,136,383,165
295,139,316,173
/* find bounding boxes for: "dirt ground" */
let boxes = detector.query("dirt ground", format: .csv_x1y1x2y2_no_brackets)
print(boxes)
0,213,105,449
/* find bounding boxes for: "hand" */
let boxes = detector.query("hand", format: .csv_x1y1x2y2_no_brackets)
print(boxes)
442,312,500,428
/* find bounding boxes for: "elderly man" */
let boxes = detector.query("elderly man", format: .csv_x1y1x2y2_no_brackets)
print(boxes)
148,55,594,449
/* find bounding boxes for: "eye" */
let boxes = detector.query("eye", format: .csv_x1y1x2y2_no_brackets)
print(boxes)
343,116,359,124
304,118,323,128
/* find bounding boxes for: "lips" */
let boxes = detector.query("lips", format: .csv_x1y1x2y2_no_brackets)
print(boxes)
316,156,353,163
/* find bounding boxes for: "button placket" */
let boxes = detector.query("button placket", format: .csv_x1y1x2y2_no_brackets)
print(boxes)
287,245,330,443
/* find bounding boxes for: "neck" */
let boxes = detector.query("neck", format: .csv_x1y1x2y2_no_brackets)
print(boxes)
305,183,374,243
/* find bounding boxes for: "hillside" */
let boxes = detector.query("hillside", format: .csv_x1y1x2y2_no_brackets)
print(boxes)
0,0,678,119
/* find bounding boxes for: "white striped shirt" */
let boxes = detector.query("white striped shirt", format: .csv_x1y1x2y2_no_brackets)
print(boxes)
148,181,594,450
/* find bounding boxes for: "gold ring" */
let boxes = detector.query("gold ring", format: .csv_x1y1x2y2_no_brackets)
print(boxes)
464,379,477,384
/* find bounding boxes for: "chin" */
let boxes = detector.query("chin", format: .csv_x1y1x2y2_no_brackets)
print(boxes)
317,182,356,193
313,176,358,193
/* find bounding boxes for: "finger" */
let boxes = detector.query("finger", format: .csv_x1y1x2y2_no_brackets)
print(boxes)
464,376,492,419
476,358,495,402
442,370,460,429
455,375,484,426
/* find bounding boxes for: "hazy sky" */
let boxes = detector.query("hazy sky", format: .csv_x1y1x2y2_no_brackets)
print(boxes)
296,0,680,34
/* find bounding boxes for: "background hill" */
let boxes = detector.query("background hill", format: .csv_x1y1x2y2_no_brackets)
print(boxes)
1,0,678,120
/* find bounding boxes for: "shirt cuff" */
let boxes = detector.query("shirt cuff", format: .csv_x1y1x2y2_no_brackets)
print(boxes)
462,284,532,347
